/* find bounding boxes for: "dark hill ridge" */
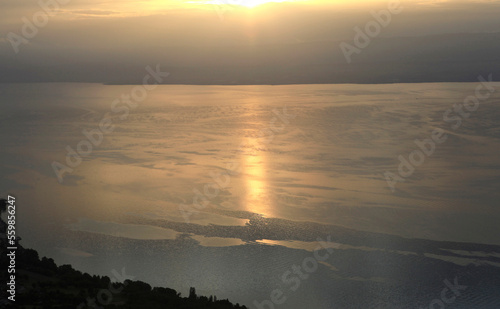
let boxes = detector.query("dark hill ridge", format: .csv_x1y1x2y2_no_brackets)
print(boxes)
1,32,500,84
0,198,246,309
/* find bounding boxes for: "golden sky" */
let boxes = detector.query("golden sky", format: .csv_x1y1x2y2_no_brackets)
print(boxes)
0,0,454,21
1,0,500,75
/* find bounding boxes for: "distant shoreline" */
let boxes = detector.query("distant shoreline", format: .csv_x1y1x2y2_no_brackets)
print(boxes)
1,80,499,86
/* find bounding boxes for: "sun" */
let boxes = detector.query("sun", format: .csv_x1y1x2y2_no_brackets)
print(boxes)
208,0,294,9
238,0,290,8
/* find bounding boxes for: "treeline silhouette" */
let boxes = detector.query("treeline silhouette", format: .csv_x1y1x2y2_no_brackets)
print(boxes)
0,199,247,308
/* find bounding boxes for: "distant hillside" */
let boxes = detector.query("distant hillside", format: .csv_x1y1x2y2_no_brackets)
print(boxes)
0,33,499,84
0,199,246,309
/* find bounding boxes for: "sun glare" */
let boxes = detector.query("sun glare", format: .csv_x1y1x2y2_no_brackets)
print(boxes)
207,0,294,9
239,0,290,8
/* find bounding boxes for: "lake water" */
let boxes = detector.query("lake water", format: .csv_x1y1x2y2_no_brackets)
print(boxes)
1,83,500,308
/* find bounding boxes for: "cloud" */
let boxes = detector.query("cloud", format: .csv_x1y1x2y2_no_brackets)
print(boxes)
70,9,119,16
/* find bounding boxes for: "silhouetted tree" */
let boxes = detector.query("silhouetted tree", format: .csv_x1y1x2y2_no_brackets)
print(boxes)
0,209,248,309
0,198,7,214
189,287,197,299
0,199,7,234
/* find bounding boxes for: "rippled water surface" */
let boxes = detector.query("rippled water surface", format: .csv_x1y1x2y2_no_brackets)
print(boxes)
2,83,500,308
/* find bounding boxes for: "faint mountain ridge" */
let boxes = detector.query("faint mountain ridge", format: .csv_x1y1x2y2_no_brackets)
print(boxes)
1,32,500,84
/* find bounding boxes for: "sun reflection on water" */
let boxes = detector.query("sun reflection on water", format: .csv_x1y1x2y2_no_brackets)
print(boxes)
242,137,273,217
